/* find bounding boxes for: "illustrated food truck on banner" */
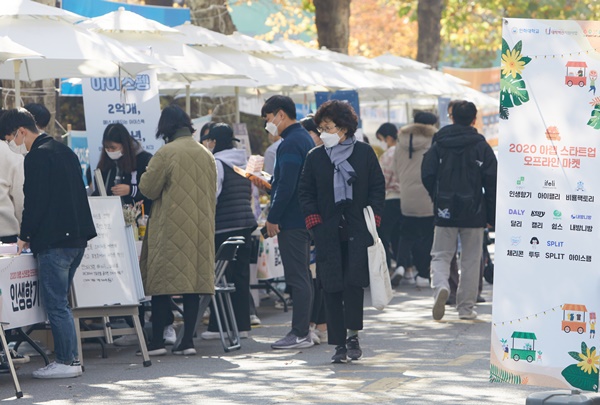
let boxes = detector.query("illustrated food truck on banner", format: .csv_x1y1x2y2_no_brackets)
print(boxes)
493,17,600,393
565,61,587,87
562,304,587,334
511,331,538,363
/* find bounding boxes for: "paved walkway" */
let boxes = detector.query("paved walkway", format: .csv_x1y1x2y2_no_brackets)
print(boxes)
2,281,549,404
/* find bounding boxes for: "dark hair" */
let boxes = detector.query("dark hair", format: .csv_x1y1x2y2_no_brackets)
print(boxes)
452,101,477,126
447,99,463,114
261,95,296,119
0,108,39,137
0,109,6,140
530,237,539,244
313,100,358,138
97,123,139,173
414,112,438,126
300,115,318,134
209,123,238,154
376,123,397,140
200,121,215,141
24,103,51,129
156,104,194,142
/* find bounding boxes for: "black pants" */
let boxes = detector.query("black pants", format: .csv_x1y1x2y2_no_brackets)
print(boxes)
151,294,199,349
323,241,364,346
208,228,254,333
397,216,434,278
379,199,402,268
310,278,326,325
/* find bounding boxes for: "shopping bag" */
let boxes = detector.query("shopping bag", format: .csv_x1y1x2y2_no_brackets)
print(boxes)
364,206,393,310
256,235,285,280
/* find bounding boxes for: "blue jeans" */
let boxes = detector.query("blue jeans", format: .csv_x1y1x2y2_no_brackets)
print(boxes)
37,247,85,364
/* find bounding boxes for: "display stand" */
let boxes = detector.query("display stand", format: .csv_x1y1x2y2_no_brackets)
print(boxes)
0,322,23,399
72,305,150,368
71,197,149,368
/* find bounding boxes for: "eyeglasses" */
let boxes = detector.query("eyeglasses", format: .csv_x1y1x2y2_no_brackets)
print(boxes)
316,125,338,134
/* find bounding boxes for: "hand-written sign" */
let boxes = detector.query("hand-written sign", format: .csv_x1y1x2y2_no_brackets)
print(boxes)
72,197,144,308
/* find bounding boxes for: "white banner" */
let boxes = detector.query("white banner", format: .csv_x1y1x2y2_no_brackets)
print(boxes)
0,255,46,330
82,71,163,176
493,18,600,392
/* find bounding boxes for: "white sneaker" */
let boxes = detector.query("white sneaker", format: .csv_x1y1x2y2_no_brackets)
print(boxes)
201,331,221,340
163,325,177,345
240,331,249,339
250,315,261,325
315,329,328,343
390,266,405,285
459,310,478,320
400,268,416,285
415,276,430,288
113,334,139,347
32,361,82,379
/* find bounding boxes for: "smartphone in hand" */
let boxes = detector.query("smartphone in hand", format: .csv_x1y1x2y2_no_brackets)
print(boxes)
260,226,270,239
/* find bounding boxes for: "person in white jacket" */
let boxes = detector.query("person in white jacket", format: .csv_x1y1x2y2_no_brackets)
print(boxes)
0,110,25,244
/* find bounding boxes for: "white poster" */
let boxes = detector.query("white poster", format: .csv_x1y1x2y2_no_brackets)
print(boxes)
493,18,600,392
72,197,144,308
0,255,46,330
82,71,163,176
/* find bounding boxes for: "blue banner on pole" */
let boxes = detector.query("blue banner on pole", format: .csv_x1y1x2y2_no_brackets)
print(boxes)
314,90,361,126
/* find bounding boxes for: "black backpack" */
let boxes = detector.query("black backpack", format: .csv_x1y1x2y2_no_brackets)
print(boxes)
434,144,483,222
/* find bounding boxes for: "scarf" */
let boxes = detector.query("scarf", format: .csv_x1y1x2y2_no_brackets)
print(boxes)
326,138,357,205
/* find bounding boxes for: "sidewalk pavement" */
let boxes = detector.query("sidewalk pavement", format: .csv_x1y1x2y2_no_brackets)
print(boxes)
2,282,549,404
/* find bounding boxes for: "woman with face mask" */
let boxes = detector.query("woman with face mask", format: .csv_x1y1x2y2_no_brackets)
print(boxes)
298,100,385,363
93,123,153,214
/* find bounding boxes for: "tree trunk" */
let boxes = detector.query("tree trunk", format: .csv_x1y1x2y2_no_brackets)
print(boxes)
416,0,443,69
314,0,351,54
186,0,236,34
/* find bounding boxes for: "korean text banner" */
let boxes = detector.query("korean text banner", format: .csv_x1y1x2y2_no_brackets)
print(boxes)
82,71,163,177
493,18,600,392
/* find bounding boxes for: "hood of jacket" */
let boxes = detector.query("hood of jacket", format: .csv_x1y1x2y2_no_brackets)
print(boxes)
434,124,485,149
214,148,248,170
398,123,436,153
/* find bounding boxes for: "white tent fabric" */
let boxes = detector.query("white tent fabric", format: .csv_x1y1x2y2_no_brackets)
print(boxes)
2,0,83,23
0,36,41,62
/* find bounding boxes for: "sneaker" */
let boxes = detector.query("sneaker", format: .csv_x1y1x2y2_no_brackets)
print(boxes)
433,287,450,320
477,295,486,303
32,361,82,379
309,327,321,345
113,334,139,347
415,276,430,288
136,344,167,356
331,345,347,363
2,349,30,364
201,331,221,340
250,315,262,325
274,298,293,310
346,335,362,360
400,268,416,285
271,333,314,349
163,325,177,345
172,345,197,356
446,296,456,306
459,310,478,320
315,328,328,344
240,331,249,339
0,362,9,374
202,308,210,325
390,266,405,287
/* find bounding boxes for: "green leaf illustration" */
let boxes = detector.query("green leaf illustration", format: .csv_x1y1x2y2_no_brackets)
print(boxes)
569,351,583,361
500,105,509,120
502,38,509,56
490,364,522,384
582,342,589,355
561,364,599,392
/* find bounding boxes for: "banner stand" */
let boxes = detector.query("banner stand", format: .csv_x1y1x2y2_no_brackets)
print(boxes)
526,390,600,404
73,304,151,368
0,322,23,399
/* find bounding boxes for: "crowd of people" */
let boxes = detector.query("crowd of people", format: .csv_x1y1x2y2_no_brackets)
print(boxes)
0,95,497,378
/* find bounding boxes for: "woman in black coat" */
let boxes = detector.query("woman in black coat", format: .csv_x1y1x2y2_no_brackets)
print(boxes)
298,100,385,363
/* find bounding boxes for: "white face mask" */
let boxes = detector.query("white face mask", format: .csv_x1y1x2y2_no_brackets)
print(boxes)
106,149,123,160
8,139,27,156
265,115,281,137
320,131,341,148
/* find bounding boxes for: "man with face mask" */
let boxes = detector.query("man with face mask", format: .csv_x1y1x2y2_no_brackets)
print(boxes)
259,95,315,349
0,108,96,379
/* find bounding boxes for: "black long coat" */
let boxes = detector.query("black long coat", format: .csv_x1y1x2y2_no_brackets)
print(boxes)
298,141,385,293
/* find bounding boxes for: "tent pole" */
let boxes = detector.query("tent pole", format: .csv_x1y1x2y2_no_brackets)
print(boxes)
14,60,22,108
185,84,191,116
235,86,240,124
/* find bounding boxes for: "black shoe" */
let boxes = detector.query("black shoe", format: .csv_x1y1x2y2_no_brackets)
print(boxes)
346,336,362,360
477,295,486,303
0,362,9,374
331,345,347,363
446,296,456,306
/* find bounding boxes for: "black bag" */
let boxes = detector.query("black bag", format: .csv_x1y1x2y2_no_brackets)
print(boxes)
434,145,483,222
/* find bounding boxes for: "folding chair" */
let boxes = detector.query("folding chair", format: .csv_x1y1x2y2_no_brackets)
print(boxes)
183,237,245,352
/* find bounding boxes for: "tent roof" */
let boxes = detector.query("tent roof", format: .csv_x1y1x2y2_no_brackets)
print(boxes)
563,304,587,312
511,331,537,340
566,61,587,68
